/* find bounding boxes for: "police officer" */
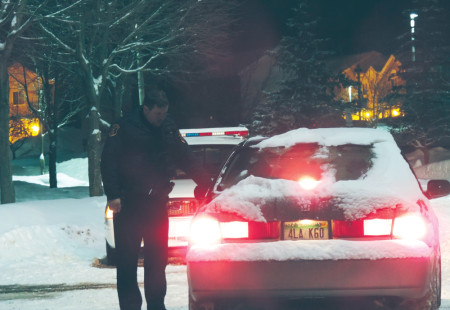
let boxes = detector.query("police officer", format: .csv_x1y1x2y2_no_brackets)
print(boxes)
101,87,210,310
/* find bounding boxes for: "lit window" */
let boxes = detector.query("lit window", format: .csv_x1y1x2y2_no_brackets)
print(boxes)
13,92,19,105
12,92,24,105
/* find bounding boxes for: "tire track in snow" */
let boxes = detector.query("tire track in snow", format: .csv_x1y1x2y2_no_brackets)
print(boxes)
0,283,117,301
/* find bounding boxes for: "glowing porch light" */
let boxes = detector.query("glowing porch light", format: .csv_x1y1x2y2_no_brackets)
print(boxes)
31,124,40,135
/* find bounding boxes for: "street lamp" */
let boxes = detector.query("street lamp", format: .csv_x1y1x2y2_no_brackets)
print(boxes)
410,12,418,62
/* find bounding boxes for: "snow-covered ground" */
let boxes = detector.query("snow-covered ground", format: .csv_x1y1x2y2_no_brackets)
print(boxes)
1,158,188,310
1,156,450,309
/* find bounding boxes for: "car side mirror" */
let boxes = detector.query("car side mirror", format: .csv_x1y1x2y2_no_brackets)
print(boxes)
426,179,450,199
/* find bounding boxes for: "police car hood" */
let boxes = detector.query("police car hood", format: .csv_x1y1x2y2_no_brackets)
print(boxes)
169,179,197,199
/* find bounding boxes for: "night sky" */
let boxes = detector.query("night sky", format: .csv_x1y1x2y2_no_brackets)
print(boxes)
237,0,412,56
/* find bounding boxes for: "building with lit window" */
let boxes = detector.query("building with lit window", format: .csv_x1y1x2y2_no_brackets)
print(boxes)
8,63,42,144
329,51,405,122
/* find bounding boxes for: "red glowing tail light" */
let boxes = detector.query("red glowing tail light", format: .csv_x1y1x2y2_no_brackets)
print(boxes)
189,215,280,246
247,221,280,239
393,214,427,240
189,215,222,246
332,212,428,240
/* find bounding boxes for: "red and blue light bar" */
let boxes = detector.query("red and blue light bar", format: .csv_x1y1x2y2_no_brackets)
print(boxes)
180,127,249,138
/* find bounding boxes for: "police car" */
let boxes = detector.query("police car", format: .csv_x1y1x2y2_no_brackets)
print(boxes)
104,127,248,264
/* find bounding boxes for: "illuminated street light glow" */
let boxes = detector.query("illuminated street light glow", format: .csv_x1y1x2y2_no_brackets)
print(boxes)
410,12,418,62
31,125,40,135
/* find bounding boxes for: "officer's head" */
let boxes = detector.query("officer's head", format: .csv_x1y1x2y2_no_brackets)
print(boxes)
142,88,169,127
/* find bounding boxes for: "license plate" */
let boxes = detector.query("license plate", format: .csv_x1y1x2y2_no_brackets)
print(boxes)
284,220,329,240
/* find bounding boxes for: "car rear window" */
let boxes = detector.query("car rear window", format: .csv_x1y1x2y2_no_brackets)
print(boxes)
174,145,236,179
218,143,373,190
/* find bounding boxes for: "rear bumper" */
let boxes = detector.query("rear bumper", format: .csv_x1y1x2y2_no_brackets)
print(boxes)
188,257,433,302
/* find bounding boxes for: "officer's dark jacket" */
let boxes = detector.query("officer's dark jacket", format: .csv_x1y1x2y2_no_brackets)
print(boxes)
101,107,209,202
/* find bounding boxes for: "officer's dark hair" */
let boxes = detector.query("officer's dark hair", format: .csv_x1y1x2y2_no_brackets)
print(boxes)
143,87,169,109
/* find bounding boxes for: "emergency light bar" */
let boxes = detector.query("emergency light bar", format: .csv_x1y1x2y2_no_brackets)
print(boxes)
180,127,249,138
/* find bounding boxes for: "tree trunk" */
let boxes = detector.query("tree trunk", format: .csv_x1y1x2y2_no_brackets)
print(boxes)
112,79,124,121
87,107,103,196
420,147,430,166
0,61,16,203
48,130,57,188
48,80,58,188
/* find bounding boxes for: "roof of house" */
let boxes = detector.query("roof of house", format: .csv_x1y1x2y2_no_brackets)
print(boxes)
327,51,390,74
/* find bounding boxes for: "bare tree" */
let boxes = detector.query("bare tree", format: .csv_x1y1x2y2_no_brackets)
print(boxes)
14,58,84,188
39,0,239,196
0,1,48,204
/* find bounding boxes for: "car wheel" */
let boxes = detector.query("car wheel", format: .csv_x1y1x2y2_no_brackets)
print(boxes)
106,241,117,266
400,255,441,310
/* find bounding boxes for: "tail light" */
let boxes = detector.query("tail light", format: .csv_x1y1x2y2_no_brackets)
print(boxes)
189,215,222,246
221,221,249,238
393,214,427,240
364,219,392,236
167,199,198,216
189,215,280,246
332,212,429,241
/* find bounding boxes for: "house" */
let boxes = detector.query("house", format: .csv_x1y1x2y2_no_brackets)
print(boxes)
239,50,405,126
329,51,405,121
8,63,41,143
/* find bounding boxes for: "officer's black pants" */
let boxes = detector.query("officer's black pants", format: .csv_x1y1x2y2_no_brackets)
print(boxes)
113,195,168,310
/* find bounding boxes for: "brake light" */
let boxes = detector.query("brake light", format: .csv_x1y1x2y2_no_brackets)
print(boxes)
332,213,428,240
364,219,392,236
105,206,114,220
393,214,427,240
221,221,249,238
298,176,321,190
189,216,280,246
189,216,222,246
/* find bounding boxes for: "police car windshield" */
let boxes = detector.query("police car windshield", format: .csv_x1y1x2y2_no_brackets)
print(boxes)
218,143,373,190
174,145,236,179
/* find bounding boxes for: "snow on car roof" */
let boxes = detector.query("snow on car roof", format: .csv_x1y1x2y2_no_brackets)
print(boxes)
205,127,426,221
254,127,393,149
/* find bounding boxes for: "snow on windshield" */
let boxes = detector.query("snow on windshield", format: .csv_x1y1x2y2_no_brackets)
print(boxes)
203,128,425,221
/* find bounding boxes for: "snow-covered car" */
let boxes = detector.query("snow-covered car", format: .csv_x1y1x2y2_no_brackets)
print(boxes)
104,127,248,264
187,127,450,310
